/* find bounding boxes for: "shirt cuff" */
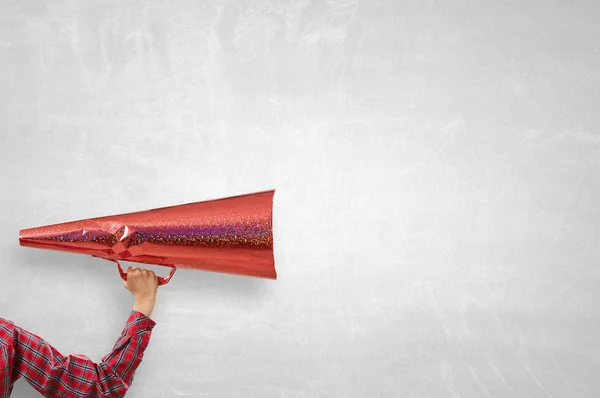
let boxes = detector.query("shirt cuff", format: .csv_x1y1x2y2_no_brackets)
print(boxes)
122,310,156,337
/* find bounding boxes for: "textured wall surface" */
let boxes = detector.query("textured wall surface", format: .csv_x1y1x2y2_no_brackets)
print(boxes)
1,1,599,397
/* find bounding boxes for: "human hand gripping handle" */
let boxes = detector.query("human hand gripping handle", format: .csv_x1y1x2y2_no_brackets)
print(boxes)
115,260,177,286
123,266,160,318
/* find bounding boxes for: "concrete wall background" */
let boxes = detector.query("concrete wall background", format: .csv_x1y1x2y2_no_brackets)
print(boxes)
1,1,599,397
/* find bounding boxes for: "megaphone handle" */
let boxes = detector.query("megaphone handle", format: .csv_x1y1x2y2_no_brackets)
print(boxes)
114,260,177,286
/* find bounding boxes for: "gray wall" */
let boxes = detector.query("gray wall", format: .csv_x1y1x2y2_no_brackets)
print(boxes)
1,1,599,397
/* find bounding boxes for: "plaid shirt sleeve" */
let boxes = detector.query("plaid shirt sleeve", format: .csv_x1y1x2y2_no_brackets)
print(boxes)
0,310,155,398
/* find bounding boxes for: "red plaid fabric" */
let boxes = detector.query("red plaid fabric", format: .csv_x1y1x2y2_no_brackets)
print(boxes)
0,310,155,397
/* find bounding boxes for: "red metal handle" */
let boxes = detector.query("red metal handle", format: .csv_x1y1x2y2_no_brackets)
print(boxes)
113,260,177,286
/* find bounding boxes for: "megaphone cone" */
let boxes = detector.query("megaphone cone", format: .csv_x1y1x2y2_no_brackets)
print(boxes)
19,190,277,284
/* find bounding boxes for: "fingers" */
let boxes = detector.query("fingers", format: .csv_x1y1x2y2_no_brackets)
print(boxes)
126,266,156,279
122,266,158,297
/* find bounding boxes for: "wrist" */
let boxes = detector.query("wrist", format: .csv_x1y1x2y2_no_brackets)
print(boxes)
135,293,156,302
133,297,156,318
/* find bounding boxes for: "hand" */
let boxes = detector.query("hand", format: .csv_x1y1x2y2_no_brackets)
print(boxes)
123,266,158,318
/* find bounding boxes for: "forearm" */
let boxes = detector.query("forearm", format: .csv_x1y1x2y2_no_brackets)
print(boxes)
100,310,156,389
12,330,131,397
10,311,155,397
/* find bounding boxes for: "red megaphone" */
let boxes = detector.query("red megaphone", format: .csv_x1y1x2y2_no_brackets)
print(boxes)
19,190,276,285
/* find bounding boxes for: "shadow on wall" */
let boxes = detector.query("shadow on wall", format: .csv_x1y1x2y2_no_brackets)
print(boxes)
166,266,273,301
